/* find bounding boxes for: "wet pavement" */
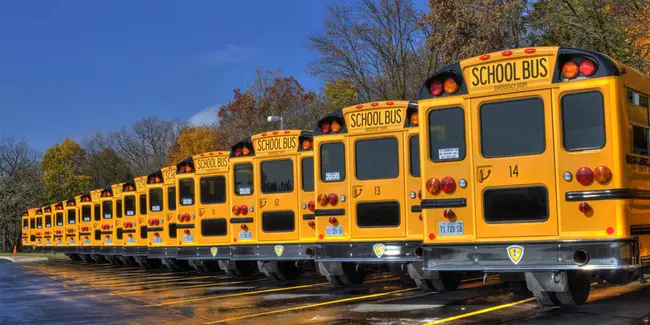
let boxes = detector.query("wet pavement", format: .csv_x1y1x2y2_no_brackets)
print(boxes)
1,259,649,325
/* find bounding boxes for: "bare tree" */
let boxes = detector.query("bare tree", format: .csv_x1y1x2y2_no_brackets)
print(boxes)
308,0,439,101
0,138,44,252
109,117,182,176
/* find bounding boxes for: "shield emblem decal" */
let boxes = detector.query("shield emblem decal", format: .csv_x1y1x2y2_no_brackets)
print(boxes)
373,244,386,258
274,245,284,257
210,247,218,257
507,245,524,264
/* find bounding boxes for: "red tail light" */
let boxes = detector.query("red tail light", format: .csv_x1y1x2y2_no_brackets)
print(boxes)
328,216,337,224
327,193,338,206
419,214,423,221
154,219,160,226
154,232,160,237
184,229,190,235
240,224,247,230
318,194,328,206
123,222,127,228
579,59,597,76
320,122,331,133
578,202,591,214
177,214,182,222
440,177,456,193
307,200,315,212
576,167,594,185
239,205,248,215
232,205,241,216
184,213,191,222
594,165,612,184
429,80,443,96
443,209,455,219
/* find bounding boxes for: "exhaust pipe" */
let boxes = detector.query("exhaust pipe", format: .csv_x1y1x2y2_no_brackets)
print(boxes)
573,249,590,265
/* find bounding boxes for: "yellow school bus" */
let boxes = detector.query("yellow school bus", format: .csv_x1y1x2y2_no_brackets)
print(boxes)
52,201,66,253
313,101,422,286
77,191,98,261
146,166,178,268
176,151,231,272
417,46,650,306
228,130,315,281
33,207,44,251
21,210,33,251
120,177,148,266
97,185,122,264
42,204,54,252
62,196,82,260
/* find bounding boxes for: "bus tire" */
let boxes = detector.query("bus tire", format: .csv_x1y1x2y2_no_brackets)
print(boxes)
533,290,558,306
414,278,437,292
555,271,590,306
331,263,365,286
430,271,462,292
80,254,93,262
270,262,301,282
223,261,258,277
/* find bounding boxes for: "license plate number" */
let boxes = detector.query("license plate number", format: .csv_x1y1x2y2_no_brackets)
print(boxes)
326,226,343,237
152,237,163,244
238,231,252,240
438,221,464,236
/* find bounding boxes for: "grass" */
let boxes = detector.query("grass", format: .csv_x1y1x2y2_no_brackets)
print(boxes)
0,252,71,260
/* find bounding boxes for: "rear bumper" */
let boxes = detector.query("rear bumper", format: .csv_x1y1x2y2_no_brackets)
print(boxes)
232,243,315,261
148,246,179,259
122,246,147,257
315,241,421,263
99,246,124,255
422,239,642,272
79,246,101,254
177,245,231,260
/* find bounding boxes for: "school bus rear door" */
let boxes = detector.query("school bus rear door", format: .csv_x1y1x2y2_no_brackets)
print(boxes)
257,154,300,242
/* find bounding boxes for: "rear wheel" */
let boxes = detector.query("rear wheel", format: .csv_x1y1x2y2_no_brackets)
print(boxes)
263,261,301,282
430,271,462,292
120,256,139,267
555,271,591,306
327,263,366,286
533,290,558,306
225,261,258,277
138,256,163,269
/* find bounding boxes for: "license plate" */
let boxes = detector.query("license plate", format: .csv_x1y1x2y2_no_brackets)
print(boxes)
182,235,194,243
438,221,464,236
104,238,112,244
326,226,343,237
238,231,252,240
152,237,163,244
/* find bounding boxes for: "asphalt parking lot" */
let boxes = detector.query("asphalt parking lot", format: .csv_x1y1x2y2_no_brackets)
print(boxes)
2,260,650,325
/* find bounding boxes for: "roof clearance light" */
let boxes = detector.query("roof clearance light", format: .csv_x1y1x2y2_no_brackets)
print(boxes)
562,61,579,79
579,59,597,76
331,120,342,133
429,80,444,96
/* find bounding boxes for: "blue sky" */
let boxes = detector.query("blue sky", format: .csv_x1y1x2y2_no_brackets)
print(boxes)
0,1,329,151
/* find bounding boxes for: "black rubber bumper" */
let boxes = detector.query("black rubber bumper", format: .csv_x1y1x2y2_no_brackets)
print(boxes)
177,245,232,260
315,240,422,263
99,245,124,255
122,246,148,257
148,246,179,259
232,243,315,261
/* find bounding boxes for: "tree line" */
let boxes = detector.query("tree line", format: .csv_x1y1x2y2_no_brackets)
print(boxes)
1,0,648,252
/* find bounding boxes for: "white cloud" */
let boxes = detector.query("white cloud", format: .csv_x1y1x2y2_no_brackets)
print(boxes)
202,45,254,64
188,105,220,126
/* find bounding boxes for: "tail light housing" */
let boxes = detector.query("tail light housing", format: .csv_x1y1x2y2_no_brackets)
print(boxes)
239,205,248,215
562,61,579,79
579,59,597,76
328,216,337,225
578,202,591,214
232,205,241,216
576,167,594,185
318,194,328,206
240,224,248,230
327,193,338,206
307,200,315,212
320,122,331,133
308,220,315,227
440,177,456,194
594,165,612,184
443,209,455,219
429,80,443,96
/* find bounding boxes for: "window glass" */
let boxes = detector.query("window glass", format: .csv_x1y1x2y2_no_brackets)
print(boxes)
30,218,36,229
484,186,549,223
55,213,64,226
94,204,100,221
67,210,76,225
179,178,195,206
200,176,226,204
409,135,420,177
357,201,400,227
201,219,227,236
168,186,177,211
124,196,136,216
355,137,399,180
116,199,122,218
82,206,91,222
320,142,345,182
234,163,254,196
480,98,545,157
140,226,147,239
139,194,147,215
23,219,28,229
428,107,466,162
262,211,295,232
150,189,163,212
261,159,293,193
36,217,43,229
562,91,606,151
102,201,112,219
632,126,650,156
301,158,314,192
45,215,52,228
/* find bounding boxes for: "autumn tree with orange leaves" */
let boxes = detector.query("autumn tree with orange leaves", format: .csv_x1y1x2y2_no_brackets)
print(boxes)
167,125,221,164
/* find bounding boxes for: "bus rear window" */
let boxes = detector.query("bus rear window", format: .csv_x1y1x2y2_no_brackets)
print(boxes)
200,176,226,204
30,218,36,229
116,199,122,218
150,189,163,212
320,142,345,182
67,210,76,225
302,158,314,192
179,179,195,206
56,213,63,226
562,91,605,151
94,204,100,221
23,219,28,229
234,164,253,196
102,201,112,219
124,196,136,216
261,159,293,193
139,194,147,215
428,107,466,162
355,137,399,180
82,206,91,222
480,98,545,158
410,135,420,177
168,186,177,211
36,217,43,229
45,215,52,228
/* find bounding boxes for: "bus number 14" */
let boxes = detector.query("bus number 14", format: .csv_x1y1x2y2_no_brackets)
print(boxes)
509,165,519,177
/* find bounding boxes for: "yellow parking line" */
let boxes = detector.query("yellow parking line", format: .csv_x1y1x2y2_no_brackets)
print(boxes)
90,275,224,288
146,282,329,307
108,279,250,296
204,288,417,324
422,297,536,325
70,272,190,284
